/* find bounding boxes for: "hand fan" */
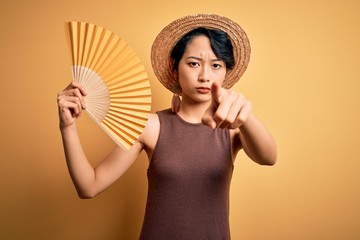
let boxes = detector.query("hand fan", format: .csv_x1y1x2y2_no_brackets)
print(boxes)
64,21,152,150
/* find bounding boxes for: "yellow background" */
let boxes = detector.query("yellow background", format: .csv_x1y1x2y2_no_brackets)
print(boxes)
1,0,359,239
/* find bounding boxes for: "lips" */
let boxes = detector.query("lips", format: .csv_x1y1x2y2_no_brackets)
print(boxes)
196,87,211,94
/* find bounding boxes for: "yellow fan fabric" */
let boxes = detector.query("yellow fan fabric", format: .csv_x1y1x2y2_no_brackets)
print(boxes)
64,21,151,150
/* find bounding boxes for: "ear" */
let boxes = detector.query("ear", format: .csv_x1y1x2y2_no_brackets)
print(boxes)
169,58,178,76
173,82,182,95
169,58,177,71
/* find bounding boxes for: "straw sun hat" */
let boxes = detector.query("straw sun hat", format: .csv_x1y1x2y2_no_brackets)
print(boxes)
151,13,251,93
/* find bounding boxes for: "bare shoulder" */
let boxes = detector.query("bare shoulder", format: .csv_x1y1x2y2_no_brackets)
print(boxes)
146,113,160,129
138,113,160,153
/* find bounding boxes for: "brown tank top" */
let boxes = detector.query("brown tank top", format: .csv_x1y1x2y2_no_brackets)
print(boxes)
140,109,233,240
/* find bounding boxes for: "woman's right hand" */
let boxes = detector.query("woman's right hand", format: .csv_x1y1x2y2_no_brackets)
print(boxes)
57,81,87,129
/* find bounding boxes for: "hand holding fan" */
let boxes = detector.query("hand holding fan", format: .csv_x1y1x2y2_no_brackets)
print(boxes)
64,21,152,150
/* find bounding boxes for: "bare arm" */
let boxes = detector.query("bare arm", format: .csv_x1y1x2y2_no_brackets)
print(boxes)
60,125,143,198
57,82,144,198
236,113,277,165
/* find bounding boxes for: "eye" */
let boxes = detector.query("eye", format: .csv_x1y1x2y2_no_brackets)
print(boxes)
213,63,223,69
188,62,200,67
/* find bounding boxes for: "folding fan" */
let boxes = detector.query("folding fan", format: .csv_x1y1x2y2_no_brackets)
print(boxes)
64,21,152,150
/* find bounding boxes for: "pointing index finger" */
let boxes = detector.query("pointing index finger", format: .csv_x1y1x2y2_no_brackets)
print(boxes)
211,82,223,106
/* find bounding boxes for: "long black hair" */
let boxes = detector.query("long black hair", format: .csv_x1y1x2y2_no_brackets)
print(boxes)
170,27,235,72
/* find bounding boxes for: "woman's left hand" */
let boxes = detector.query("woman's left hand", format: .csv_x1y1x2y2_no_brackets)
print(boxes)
202,82,252,129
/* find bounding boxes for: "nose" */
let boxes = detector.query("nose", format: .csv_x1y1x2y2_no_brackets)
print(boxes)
198,66,210,82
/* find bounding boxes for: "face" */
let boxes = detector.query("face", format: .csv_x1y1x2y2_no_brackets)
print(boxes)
177,35,227,104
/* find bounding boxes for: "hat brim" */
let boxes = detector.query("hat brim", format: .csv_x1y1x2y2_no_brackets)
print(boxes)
151,14,251,93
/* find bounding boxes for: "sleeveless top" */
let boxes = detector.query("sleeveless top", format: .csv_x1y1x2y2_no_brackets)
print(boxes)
139,109,234,240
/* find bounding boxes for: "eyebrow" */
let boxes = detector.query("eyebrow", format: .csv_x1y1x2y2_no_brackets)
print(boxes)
186,56,222,62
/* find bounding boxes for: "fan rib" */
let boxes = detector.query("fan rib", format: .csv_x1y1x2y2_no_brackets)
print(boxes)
65,21,151,150
101,121,135,148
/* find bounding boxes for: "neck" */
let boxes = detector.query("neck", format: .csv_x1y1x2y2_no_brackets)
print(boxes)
177,96,211,124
